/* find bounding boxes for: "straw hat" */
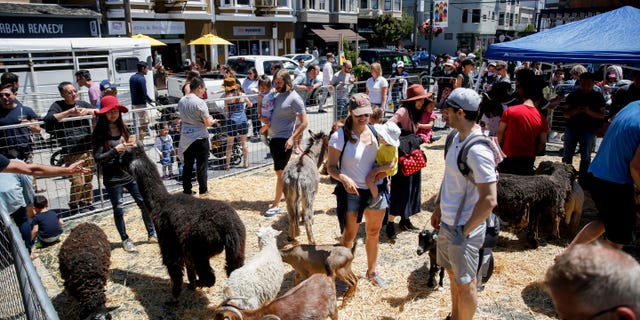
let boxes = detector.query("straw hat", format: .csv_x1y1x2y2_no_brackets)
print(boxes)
222,77,240,92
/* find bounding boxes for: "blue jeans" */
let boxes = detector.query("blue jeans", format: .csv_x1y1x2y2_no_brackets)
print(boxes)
336,98,348,120
182,138,210,195
562,128,595,174
106,180,155,241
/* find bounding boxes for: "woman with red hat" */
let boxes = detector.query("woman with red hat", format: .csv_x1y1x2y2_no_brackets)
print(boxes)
386,84,435,239
92,96,157,253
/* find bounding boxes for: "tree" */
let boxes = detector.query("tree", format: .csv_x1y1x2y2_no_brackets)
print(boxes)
372,13,403,47
400,13,414,41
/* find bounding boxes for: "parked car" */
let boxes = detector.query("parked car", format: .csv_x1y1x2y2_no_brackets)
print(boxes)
412,51,436,66
358,48,429,81
227,55,298,78
283,53,314,63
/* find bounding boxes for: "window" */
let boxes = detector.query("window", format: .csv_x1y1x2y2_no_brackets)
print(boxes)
394,0,400,10
384,0,390,10
472,9,480,23
509,14,514,26
492,12,495,20
222,0,231,5
360,0,367,9
277,0,287,6
319,0,326,10
310,0,316,9
238,0,250,5
482,14,487,21
115,57,139,73
499,12,504,25
371,0,378,9
515,14,519,24
462,9,468,23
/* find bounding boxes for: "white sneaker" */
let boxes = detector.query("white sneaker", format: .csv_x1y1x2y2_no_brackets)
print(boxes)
122,239,136,252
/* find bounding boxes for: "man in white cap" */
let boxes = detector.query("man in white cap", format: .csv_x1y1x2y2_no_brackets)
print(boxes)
431,88,498,320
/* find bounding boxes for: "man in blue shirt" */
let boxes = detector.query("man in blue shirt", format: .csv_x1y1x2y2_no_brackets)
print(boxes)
129,61,154,141
564,100,640,251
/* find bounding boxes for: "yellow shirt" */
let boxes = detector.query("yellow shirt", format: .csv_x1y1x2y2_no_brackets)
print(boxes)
376,144,398,177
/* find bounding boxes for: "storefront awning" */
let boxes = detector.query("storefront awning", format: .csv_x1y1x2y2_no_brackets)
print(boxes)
310,26,366,43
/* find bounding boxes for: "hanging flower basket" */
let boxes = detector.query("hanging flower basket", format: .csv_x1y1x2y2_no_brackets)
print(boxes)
421,20,444,39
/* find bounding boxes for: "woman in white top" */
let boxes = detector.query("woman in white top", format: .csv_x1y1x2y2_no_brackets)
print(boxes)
241,67,261,137
327,93,389,289
366,62,389,107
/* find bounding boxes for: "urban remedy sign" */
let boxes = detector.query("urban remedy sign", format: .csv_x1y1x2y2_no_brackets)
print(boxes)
0,17,98,38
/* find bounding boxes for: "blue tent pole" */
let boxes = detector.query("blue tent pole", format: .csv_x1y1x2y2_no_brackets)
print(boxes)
427,0,434,90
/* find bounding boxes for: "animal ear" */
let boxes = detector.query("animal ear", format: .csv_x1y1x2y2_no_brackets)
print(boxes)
308,129,315,136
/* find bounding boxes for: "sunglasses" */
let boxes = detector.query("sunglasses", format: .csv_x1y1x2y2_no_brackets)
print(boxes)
355,113,370,118
1,93,11,98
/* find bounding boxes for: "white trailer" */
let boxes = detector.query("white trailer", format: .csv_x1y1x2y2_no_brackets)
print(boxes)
0,37,154,115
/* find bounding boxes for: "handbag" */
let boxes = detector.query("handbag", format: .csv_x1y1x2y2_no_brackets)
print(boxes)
399,148,427,176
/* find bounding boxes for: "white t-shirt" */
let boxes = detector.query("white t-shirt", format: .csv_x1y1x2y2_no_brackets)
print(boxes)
439,129,497,226
366,76,389,105
322,61,334,86
329,128,379,189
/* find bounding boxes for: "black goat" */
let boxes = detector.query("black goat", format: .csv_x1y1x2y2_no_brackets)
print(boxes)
416,229,445,288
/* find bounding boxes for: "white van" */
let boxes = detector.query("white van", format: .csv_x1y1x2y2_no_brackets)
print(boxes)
0,37,154,115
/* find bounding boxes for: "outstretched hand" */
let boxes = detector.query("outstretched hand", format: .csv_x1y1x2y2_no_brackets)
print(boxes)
67,160,91,174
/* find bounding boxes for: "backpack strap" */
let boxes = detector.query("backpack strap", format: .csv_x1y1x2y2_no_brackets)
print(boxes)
457,134,492,178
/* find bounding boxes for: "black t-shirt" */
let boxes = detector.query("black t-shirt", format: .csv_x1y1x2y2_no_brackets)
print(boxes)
0,103,39,158
93,134,134,188
565,90,606,132
43,100,94,155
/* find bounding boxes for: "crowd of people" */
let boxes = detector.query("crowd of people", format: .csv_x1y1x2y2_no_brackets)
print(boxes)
1,50,639,319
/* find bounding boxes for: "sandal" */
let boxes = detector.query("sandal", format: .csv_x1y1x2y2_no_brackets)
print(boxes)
264,207,281,217
367,271,389,289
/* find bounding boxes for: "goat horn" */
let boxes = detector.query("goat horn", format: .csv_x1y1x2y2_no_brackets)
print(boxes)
261,315,281,320
217,306,243,320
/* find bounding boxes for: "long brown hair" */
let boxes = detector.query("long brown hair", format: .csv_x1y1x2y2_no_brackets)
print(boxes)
92,112,130,152
342,115,360,144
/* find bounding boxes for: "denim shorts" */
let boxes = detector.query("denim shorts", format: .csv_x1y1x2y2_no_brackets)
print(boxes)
345,187,389,212
437,222,485,285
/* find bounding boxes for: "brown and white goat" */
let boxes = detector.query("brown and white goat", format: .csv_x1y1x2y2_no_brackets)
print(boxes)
279,243,358,307
213,274,338,320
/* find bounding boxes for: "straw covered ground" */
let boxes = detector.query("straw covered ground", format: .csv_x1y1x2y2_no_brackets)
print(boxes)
33,136,619,320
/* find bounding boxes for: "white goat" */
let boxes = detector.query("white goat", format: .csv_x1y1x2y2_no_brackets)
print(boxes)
223,226,284,310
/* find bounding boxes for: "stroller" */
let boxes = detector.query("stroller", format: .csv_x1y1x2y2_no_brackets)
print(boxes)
209,110,243,166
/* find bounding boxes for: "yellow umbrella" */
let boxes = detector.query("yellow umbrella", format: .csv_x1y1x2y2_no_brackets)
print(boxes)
132,34,167,47
188,33,233,46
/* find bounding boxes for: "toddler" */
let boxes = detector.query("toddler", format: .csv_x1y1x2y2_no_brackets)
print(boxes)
416,99,438,144
30,195,64,248
369,105,385,125
155,124,175,179
366,121,401,209
257,75,275,136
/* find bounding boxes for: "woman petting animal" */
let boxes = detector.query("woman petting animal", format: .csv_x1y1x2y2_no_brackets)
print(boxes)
92,96,156,253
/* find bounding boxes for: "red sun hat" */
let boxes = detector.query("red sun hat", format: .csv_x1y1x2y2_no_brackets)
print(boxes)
97,96,129,114
402,84,434,102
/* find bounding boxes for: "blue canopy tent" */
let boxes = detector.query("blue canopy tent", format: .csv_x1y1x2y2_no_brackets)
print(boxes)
485,6,640,64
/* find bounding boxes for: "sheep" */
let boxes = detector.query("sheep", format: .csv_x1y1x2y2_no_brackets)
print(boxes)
213,274,338,320
534,160,585,237
279,242,357,307
416,229,444,288
495,161,575,248
223,226,284,310
282,130,328,244
120,142,246,298
58,222,111,319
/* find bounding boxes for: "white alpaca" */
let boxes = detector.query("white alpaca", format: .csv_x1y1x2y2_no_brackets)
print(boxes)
223,226,284,309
